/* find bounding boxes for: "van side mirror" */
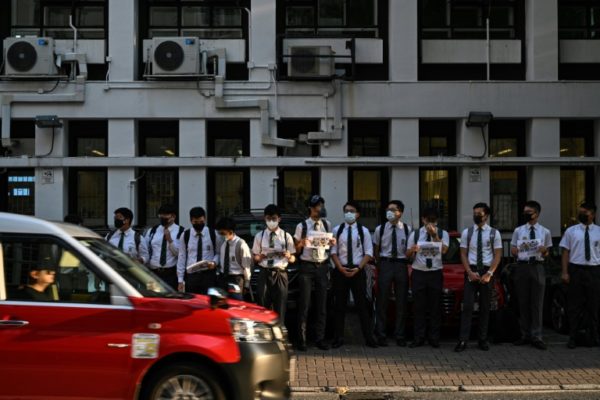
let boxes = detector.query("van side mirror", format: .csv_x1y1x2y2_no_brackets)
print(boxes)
207,287,228,310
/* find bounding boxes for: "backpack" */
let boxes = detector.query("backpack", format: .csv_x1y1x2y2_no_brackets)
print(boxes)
301,219,331,239
379,221,410,256
335,223,368,257
106,229,141,253
148,224,185,261
183,227,217,265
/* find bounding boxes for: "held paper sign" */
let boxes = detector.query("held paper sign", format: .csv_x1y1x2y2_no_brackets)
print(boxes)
306,232,333,249
517,239,542,259
417,241,442,260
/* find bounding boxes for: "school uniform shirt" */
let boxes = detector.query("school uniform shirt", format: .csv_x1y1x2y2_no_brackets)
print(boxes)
330,223,373,267
559,223,600,266
460,224,503,267
373,221,412,259
406,226,450,271
176,227,222,283
219,235,253,282
294,218,332,263
145,224,182,269
252,228,296,270
510,222,553,262
105,228,149,263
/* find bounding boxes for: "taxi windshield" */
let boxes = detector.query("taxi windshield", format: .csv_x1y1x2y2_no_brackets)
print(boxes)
77,238,179,298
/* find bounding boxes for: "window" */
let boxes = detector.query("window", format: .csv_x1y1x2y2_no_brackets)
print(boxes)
561,168,595,230
0,120,35,157
420,168,457,231
207,168,250,225
283,0,380,38
1,169,36,215
69,168,107,228
420,0,522,39
69,120,108,157
138,168,178,228
143,0,247,39
560,120,594,157
488,120,526,157
349,168,388,230
559,1,600,39
9,0,107,39
277,119,320,157
348,120,389,156
419,120,456,156
278,168,319,214
490,168,526,232
2,236,111,304
138,120,178,157
206,120,250,157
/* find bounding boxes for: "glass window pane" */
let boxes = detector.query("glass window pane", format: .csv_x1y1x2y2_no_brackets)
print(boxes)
149,29,179,38
150,7,178,26
282,170,313,214
422,0,447,27
560,137,586,157
490,6,514,27
420,136,449,156
350,135,384,156
44,6,71,26
420,169,450,229
287,6,315,26
182,6,210,27
347,0,375,27
352,170,382,230
213,8,242,26
490,170,519,231
319,0,345,26
76,137,107,157
77,6,104,26
489,138,518,157
215,171,245,218
452,6,482,28
592,7,600,27
75,170,106,227
11,0,39,26
144,170,176,227
6,169,35,215
559,6,587,27
213,139,244,157
561,169,587,229
144,137,177,157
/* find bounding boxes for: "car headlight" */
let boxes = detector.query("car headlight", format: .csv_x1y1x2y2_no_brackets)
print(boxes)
230,318,274,343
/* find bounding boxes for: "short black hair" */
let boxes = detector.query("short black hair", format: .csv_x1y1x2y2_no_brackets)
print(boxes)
388,200,405,212
158,204,177,215
473,202,491,216
114,207,133,222
189,207,206,219
264,204,280,216
580,202,597,213
308,194,325,208
524,200,541,214
343,200,361,213
421,207,439,220
63,214,83,225
215,217,236,232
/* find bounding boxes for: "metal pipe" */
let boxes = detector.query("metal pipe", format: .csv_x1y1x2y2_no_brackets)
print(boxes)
69,15,78,53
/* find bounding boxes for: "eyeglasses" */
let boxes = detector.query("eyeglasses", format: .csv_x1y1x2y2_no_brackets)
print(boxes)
386,208,399,212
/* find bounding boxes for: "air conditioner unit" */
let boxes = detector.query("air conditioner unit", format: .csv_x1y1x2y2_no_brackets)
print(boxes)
3,37,58,76
287,46,334,78
151,37,200,75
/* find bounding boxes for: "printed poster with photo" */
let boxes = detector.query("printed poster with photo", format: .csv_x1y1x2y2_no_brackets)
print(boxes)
417,241,443,260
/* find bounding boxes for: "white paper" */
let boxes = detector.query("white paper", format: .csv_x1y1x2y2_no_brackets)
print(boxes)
186,260,213,274
517,239,542,259
306,232,333,249
417,241,442,260
263,248,286,260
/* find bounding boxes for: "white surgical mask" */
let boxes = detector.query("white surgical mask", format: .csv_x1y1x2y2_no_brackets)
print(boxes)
266,220,279,230
344,212,357,224
386,210,396,222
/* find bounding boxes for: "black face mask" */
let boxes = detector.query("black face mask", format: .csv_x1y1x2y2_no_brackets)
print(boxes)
193,223,205,232
114,219,125,229
522,213,534,223
473,215,484,225
578,213,589,224
160,217,171,227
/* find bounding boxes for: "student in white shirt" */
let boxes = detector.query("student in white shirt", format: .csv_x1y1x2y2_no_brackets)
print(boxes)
560,201,600,349
215,217,252,301
252,204,296,323
105,207,148,264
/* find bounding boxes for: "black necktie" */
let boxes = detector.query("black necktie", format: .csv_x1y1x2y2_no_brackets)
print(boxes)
529,226,536,262
268,231,276,268
391,224,398,259
476,228,483,270
426,232,433,269
347,226,354,268
585,226,591,262
118,231,125,251
159,234,167,266
223,241,230,275
196,232,203,262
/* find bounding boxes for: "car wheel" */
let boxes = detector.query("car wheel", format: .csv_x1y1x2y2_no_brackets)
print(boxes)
551,290,568,334
142,363,226,400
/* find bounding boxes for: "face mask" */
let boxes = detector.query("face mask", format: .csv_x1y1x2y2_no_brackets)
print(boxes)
344,212,357,224
266,220,279,230
523,213,534,223
160,217,171,227
386,210,396,222
114,219,124,229
578,213,589,224
473,215,484,225
319,207,327,218
193,223,205,232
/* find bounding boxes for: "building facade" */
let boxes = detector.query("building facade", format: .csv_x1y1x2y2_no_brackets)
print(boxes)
1,0,599,237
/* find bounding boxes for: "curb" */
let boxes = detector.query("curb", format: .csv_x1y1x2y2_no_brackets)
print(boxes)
291,384,600,394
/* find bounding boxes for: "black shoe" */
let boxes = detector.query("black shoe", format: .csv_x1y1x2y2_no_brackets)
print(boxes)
409,338,425,348
296,342,307,352
531,339,547,350
429,339,440,349
331,339,344,349
513,338,531,346
454,341,467,352
567,338,577,349
377,337,388,347
315,341,330,350
478,340,490,351
396,338,407,347
365,339,379,348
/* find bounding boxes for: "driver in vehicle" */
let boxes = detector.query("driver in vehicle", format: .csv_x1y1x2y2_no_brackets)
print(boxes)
16,263,58,302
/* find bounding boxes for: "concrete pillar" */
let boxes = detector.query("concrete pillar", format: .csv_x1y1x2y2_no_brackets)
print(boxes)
527,119,561,235
251,168,278,208
320,118,348,157
594,120,600,211
250,119,277,157
390,119,419,157
388,0,418,82
108,119,136,157
179,167,207,222
249,0,276,82
108,0,138,81
107,119,136,226
180,119,205,157
321,167,347,226
390,167,420,230
34,124,67,220
526,0,559,81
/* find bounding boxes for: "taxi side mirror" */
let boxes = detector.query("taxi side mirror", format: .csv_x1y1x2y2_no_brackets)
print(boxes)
207,287,228,310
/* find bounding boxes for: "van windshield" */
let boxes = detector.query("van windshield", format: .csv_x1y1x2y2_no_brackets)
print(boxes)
77,238,181,298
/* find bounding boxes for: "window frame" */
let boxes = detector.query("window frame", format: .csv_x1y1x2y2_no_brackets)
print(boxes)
136,167,179,228
560,166,595,231
347,120,389,157
0,169,36,216
348,167,390,231
488,119,526,158
558,0,600,40
138,120,179,157
419,167,458,231
277,167,320,214
68,167,108,229
206,120,250,157
68,120,108,157
206,167,250,226
489,166,526,232
419,120,457,157
560,120,595,157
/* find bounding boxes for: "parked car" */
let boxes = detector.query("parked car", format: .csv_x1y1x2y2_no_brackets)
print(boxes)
0,212,291,400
